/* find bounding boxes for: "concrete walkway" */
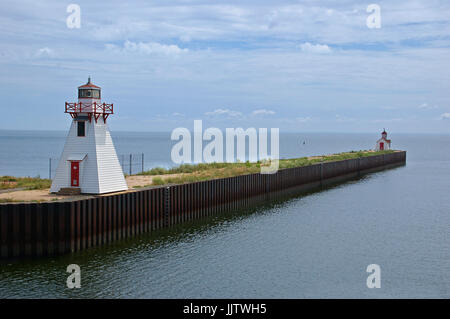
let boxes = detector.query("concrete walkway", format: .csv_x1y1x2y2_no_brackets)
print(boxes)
0,187,26,194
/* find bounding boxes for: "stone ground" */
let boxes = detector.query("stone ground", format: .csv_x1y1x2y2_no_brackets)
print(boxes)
0,174,181,203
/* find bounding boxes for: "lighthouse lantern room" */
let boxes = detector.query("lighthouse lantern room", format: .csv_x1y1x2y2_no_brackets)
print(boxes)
50,78,128,194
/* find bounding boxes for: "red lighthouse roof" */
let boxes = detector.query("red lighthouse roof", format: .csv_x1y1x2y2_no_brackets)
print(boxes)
78,77,100,89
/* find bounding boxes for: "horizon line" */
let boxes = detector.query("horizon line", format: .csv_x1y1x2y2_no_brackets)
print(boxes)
0,128,449,135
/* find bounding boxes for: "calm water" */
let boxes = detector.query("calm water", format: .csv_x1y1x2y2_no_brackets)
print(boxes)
0,131,449,298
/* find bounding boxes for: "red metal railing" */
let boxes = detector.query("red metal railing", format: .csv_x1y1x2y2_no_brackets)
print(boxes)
65,102,114,122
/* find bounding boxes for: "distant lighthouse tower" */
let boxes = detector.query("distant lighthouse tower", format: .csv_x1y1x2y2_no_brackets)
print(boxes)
374,128,392,151
50,78,128,194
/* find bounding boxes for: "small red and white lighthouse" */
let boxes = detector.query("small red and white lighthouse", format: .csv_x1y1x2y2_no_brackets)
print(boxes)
50,78,128,194
374,129,392,151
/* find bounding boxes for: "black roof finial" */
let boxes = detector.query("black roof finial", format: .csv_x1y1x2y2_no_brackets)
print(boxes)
88,76,91,84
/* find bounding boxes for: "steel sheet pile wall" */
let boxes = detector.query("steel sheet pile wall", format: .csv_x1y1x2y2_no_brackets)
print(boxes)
0,151,406,259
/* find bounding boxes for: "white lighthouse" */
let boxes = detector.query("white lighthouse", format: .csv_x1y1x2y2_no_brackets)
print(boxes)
50,78,128,194
374,129,392,151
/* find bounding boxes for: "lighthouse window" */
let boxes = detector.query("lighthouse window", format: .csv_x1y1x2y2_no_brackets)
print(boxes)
78,89,100,98
92,90,100,98
77,121,85,137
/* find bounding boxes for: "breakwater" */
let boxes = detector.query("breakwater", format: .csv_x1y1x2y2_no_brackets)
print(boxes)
0,151,406,260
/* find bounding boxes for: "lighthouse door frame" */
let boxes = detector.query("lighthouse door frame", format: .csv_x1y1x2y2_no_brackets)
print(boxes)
70,161,80,187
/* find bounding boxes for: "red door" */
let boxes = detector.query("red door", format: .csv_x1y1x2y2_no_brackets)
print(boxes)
379,142,384,150
71,161,79,187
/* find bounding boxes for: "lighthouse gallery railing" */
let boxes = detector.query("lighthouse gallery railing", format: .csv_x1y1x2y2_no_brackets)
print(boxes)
65,102,113,122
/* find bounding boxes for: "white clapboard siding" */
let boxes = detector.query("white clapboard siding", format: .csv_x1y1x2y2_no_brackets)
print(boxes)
94,120,128,193
50,118,128,194
374,138,391,151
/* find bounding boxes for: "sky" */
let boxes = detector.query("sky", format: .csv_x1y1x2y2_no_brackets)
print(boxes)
0,0,449,133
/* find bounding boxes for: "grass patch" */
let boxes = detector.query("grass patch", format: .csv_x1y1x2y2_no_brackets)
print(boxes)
0,198,52,203
0,198,20,203
278,150,394,169
152,177,166,185
141,150,395,186
0,176,52,190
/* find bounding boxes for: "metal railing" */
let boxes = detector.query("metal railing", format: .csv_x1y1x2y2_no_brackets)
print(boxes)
119,153,145,175
48,157,59,180
65,102,114,122
65,102,114,114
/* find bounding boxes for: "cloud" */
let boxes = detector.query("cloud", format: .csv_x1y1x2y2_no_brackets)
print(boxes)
205,109,242,118
106,40,188,56
299,42,331,54
335,115,355,122
418,103,438,109
179,35,192,42
252,109,275,116
2,1,450,133
296,117,312,123
35,47,54,58
372,118,404,123
440,113,450,120
266,10,279,29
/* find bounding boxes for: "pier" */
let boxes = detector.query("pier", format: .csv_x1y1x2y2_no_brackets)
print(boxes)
0,151,406,260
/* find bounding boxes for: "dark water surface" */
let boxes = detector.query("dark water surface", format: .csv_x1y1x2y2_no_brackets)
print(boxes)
0,132,449,298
